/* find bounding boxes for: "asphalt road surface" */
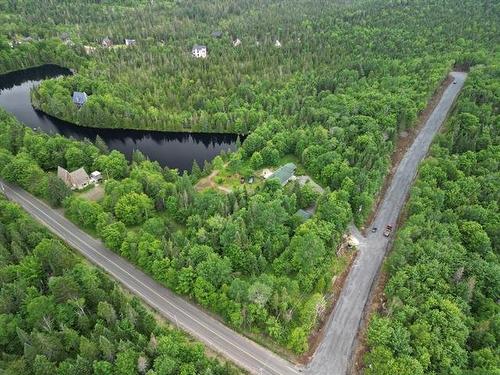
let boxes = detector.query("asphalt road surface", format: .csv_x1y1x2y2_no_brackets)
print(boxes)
1,71,466,375
0,181,301,375
306,71,467,375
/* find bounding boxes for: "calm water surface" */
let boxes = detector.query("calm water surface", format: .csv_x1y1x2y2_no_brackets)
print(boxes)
0,65,237,171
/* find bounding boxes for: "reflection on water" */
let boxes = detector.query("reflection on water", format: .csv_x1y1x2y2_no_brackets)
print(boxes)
0,65,237,171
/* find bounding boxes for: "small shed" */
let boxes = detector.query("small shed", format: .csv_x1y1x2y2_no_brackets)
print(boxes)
268,163,296,186
90,171,102,183
125,39,136,46
72,91,88,107
232,38,241,47
274,39,282,48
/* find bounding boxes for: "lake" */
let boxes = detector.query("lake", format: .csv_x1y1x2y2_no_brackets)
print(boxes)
0,65,237,171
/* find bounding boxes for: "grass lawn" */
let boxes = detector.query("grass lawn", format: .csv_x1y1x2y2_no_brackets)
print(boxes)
76,184,105,202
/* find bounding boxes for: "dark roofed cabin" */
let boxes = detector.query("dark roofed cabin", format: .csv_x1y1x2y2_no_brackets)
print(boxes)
72,92,88,107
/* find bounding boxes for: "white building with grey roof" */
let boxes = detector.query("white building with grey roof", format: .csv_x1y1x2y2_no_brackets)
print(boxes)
192,44,207,58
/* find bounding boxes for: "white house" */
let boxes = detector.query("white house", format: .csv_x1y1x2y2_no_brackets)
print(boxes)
232,38,241,47
275,39,282,48
192,44,207,58
125,39,136,46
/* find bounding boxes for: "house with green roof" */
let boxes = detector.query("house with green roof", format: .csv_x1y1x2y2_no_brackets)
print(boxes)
295,208,313,221
268,163,296,186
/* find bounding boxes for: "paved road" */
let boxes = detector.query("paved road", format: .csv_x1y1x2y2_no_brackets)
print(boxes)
1,72,466,375
306,71,467,375
0,182,301,375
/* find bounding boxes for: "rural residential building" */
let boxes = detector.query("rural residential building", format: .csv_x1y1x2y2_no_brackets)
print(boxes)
57,166,90,190
72,91,88,107
267,163,296,186
233,38,241,47
275,39,282,48
102,37,113,47
212,31,223,38
192,44,207,58
125,39,136,46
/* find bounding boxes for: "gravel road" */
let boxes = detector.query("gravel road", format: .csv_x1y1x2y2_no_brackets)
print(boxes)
306,72,467,375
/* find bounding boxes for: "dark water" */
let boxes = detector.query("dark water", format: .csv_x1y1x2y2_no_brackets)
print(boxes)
0,65,237,171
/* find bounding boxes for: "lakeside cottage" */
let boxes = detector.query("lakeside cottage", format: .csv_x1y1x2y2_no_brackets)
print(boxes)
58,167,90,190
72,91,88,107
192,44,207,58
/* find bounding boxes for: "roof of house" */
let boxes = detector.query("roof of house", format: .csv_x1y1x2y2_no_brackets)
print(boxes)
125,39,136,45
70,168,90,186
192,44,207,50
57,166,89,187
269,163,296,185
295,175,325,194
102,37,112,46
295,209,313,220
57,166,72,186
72,91,88,105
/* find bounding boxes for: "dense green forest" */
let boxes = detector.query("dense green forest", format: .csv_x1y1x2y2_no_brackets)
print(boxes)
0,109,352,353
0,196,239,374
0,0,498,361
0,0,496,133
1,0,498,227
363,65,499,374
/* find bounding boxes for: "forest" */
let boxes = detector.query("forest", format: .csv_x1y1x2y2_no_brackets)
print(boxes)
363,65,499,374
0,196,239,374
0,0,498,364
0,0,496,134
0,108,352,354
